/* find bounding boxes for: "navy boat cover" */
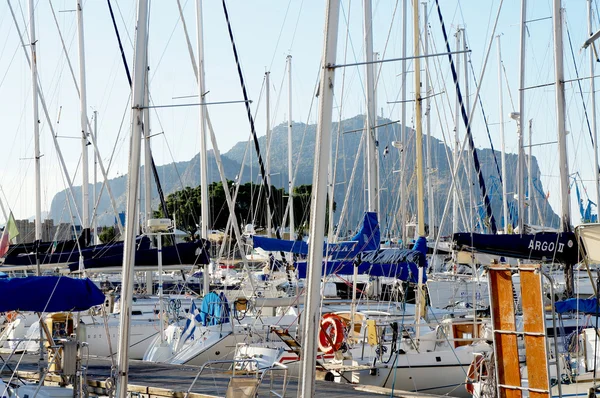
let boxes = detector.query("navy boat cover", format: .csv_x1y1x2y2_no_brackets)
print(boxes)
0,276,105,312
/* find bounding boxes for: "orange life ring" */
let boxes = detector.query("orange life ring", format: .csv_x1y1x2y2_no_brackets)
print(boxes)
5,311,17,322
318,313,346,354
465,354,486,395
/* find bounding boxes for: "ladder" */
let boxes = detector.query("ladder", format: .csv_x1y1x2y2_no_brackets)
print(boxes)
488,264,550,398
271,327,302,356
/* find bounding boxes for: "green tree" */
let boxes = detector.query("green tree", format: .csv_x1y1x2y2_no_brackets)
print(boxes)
154,182,332,235
292,184,336,235
99,226,118,243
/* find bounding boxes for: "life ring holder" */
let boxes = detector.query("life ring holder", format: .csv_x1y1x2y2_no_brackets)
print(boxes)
318,313,346,354
465,353,486,395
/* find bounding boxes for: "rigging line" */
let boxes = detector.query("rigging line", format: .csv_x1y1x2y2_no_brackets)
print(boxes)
501,60,516,112
288,0,305,51
374,0,399,89
221,0,288,262
107,0,132,86
565,13,595,148
434,0,500,234
113,0,134,48
268,0,293,71
468,57,503,184
107,0,169,220
429,11,471,232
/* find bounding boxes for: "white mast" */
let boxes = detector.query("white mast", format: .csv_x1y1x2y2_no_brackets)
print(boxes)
28,0,42,245
144,55,152,227
287,55,294,238
299,0,339,396
265,71,272,237
589,0,600,213
196,0,210,296
517,0,527,233
423,2,435,239
364,0,378,214
497,35,509,234
528,119,533,225
93,110,98,244
143,55,153,295
115,1,147,397
28,0,44,370
553,2,570,232
453,28,461,235
76,0,89,236
399,0,407,245
463,30,473,231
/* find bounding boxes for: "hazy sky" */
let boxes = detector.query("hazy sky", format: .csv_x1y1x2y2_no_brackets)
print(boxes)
0,0,596,229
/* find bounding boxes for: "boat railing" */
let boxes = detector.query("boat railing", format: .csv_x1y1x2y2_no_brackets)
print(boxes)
184,358,288,398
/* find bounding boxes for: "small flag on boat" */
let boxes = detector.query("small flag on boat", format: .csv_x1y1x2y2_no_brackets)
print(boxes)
0,213,19,257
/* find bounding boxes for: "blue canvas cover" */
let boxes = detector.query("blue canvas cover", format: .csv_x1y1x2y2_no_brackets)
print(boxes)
295,246,427,283
199,291,230,326
0,276,105,312
555,297,600,314
453,232,579,265
253,212,380,259
67,239,211,272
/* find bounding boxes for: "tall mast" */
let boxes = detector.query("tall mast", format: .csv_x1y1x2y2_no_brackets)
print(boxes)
28,0,44,371
196,0,210,295
453,28,461,235
287,55,294,238
93,110,98,244
412,0,425,329
553,1,573,297
553,2,570,232
299,0,339,396
143,50,153,295
497,35,509,234
399,0,407,245
76,0,89,236
143,53,152,227
463,30,473,231
414,1,424,238
28,0,41,244
517,0,527,233
589,0,600,213
364,0,378,214
265,71,272,237
423,2,435,239
528,119,533,225
115,1,148,396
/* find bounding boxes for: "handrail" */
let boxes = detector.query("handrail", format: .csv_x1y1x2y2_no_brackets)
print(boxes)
183,358,288,398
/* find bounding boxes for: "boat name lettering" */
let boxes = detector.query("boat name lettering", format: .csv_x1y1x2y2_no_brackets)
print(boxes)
527,240,564,253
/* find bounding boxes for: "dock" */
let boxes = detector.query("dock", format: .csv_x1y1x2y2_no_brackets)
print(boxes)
1,354,449,398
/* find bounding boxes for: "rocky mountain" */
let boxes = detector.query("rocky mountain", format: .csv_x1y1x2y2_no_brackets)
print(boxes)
48,115,560,235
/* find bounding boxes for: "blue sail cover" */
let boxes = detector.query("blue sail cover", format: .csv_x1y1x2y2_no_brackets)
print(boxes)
453,232,579,265
555,297,600,314
295,246,427,283
253,212,380,259
0,276,105,312
4,236,152,267
67,239,211,272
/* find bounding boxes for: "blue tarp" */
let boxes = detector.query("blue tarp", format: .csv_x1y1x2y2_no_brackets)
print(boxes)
67,239,211,272
555,297,600,314
295,245,427,283
253,212,381,260
0,276,105,312
199,291,230,326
